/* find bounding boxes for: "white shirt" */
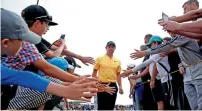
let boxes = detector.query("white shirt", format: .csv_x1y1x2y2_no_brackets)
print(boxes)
131,54,172,83
149,54,172,83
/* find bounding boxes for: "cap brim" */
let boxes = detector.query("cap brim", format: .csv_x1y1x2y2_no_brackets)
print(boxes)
146,41,152,46
48,21,58,26
106,44,116,47
22,30,41,44
76,64,81,68
127,64,135,68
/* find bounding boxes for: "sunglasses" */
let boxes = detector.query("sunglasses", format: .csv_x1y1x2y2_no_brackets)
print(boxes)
35,15,52,21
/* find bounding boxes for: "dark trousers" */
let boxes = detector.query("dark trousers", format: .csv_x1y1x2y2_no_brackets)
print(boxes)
44,95,63,110
97,82,118,110
162,81,174,110
1,85,12,110
171,70,184,109
1,85,18,110
142,83,157,110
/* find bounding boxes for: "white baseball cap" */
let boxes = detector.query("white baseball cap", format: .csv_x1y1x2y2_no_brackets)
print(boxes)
127,63,135,68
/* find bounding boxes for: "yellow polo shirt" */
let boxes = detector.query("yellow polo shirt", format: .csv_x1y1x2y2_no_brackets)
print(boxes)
94,55,121,83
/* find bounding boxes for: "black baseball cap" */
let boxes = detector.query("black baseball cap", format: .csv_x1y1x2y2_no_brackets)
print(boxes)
64,57,81,69
21,5,58,26
106,41,116,47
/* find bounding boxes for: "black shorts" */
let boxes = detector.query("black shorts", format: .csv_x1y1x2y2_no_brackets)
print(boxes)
151,79,164,102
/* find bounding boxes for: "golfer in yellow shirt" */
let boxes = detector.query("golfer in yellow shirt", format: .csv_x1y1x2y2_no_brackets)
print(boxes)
92,41,123,110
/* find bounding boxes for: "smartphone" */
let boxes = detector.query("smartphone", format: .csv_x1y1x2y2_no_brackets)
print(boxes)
162,12,169,21
60,34,66,39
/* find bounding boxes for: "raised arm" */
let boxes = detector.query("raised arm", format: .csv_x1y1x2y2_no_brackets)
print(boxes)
170,8,202,23
121,55,158,78
177,20,202,34
51,45,95,65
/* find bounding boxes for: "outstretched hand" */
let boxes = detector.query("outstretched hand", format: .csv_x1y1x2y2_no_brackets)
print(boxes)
130,49,147,60
98,83,116,95
64,77,98,102
120,69,133,78
80,56,95,66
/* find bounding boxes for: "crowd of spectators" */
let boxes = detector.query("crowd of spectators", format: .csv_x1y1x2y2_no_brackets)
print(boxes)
1,0,202,110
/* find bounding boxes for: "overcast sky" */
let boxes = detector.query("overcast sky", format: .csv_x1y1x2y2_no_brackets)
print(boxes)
2,0,201,105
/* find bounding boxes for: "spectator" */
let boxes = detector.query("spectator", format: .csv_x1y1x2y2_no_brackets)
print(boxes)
1,7,43,88
144,34,153,44
127,64,137,110
92,41,123,110
127,63,143,110
140,34,157,110
1,9,41,109
19,5,65,109
182,0,199,14
147,36,173,110
159,0,202,39
163,37,191,110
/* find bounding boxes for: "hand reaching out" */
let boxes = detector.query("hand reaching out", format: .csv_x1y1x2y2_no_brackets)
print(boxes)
97,83,116,95
80,56,95,66
120,69,133,78
54,77,98,102
130,49,147,60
